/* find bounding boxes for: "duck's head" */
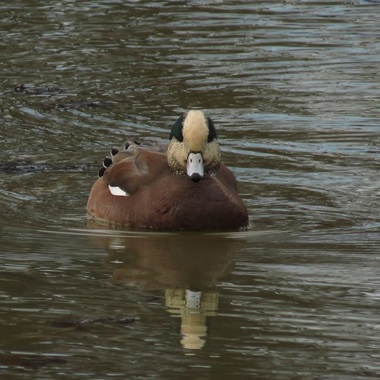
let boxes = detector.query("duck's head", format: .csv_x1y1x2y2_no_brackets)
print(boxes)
167,110,221,181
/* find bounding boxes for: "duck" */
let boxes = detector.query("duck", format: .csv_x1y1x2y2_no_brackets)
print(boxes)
87,110,248,230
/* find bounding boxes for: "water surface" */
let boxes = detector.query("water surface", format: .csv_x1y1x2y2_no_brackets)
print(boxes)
1,1,380,379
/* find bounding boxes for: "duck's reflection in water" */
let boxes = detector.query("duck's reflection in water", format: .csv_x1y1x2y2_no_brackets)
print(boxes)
166,288,218,350
90,227,241,349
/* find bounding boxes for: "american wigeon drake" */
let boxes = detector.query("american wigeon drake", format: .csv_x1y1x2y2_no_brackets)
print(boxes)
87,110,248,230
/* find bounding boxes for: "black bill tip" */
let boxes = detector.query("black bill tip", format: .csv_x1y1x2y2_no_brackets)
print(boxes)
190,173,202,182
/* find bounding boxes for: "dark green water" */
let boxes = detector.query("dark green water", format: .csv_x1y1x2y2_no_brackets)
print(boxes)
1,1,379,379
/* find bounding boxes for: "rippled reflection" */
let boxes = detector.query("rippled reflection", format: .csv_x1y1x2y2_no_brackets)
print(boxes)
89,225,241,350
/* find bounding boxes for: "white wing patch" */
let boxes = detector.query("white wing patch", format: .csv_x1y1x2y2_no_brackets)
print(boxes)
108,185,129,197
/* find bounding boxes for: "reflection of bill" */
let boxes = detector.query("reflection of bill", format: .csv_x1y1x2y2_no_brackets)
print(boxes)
88,225,242,349
166,288,218,350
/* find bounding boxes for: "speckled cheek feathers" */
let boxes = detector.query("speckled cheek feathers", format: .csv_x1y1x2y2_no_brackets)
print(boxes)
203,140,221,172
166,139,188,174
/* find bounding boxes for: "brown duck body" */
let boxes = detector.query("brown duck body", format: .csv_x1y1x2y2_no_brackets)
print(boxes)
87,143,248,230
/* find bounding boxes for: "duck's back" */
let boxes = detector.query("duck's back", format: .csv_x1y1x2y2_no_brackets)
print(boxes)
87,144,248,230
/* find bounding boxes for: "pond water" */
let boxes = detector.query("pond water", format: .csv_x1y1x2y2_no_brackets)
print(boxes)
1,1,380,379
